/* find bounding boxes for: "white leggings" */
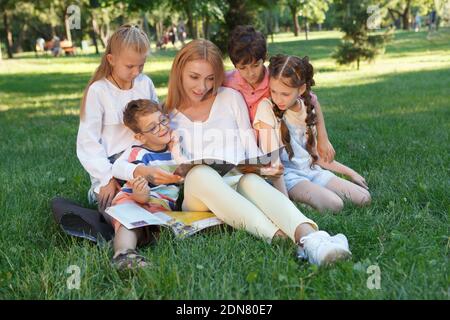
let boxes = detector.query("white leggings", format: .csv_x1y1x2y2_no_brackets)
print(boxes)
182,165,318,243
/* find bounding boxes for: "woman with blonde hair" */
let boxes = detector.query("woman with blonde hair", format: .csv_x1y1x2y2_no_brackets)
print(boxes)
114,39,353,266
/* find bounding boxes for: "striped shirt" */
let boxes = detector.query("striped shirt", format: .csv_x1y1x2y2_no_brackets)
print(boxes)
112,145,179,211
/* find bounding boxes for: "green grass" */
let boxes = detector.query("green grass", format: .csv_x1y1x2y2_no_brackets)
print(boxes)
0,29,449,299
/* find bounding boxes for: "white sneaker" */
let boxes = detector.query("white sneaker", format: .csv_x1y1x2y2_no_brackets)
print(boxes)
297,231,352,266
330,233,350,250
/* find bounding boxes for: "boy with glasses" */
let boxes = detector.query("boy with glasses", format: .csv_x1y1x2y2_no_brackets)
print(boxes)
109,99,183,270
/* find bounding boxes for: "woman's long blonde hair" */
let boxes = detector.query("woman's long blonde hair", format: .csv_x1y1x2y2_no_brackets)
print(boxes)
164,39,224,114
80,24,150,119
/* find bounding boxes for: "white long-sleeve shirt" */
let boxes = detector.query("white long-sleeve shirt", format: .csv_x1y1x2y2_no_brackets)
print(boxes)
112,87,261,181
76,73,158,193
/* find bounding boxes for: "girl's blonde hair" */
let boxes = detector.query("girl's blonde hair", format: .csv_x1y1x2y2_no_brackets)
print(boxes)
164,39,224,114
80,24,150,119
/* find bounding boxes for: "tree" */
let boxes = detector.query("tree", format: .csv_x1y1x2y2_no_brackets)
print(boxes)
332,0,391,70
210,0,262,53
299,0,330,40
1,0,16,58
385,0,434,30
285,0,301,36
284,0,329,38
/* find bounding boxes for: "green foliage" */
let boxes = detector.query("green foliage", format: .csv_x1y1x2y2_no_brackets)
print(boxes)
333,0,391,69
210,0,262,55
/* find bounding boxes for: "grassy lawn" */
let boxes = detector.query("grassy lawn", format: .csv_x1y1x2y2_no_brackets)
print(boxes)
0,29,449,299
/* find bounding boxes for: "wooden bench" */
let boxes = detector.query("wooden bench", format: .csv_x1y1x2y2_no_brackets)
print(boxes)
60,40,77,56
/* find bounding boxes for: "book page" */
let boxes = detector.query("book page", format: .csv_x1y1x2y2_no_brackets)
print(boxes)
105,202,166,230
153,211,223,238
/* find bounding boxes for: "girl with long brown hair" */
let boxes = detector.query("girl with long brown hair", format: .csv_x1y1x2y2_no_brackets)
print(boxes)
253,54,371,212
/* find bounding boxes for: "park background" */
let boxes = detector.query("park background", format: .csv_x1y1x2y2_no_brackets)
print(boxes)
0,0,449,299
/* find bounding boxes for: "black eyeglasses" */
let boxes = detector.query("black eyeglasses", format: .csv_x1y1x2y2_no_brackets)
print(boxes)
140,114,170,135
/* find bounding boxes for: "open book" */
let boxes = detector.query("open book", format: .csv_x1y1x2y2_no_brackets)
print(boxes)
105,202,223,238
170,146,285,177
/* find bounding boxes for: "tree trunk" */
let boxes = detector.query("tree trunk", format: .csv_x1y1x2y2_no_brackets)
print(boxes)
15,24,26,53
274,13,279,33
186,7,196,39
156,21,162,42
203,14,210,40
142,12,151,54
3,11,13,58
289,6,300,37
402,0,411,30
0,43,3,60
304,14,308,40
99,23,110,48
64,8,72,42
91,11,100,54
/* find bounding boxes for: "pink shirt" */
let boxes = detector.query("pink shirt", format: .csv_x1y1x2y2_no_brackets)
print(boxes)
224,67,271,123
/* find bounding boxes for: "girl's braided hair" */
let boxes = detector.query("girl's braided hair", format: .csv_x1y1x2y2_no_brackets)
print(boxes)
268,54,318,166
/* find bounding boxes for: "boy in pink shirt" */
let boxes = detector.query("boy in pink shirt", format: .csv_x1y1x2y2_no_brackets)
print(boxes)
224,25,336,163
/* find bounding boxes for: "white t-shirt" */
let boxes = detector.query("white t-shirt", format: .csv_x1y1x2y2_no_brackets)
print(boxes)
253,97,314,170
76,73,158,193
170,87,261,164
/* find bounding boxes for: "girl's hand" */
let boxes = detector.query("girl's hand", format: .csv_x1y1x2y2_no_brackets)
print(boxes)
98,178,121,212
317,138,335,163
144,166,184,185
349,171,369,190
130,176,150,196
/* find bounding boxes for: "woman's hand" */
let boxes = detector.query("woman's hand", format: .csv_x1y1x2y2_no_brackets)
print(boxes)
238,163,284,180
134,165,184,185
349,171,369,190
260,163,284,180
98,178,121,212
317,138,335,163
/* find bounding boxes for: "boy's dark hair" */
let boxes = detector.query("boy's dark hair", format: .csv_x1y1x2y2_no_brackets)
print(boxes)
228,25,267,66
123,99,161,133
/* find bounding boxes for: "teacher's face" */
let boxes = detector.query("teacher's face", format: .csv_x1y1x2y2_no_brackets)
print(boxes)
182,59,215,103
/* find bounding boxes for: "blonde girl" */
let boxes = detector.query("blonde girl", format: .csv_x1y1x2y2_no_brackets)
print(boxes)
77,24,175,213
254,54,371,212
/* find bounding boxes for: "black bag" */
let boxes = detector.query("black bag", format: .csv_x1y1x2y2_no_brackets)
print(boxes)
51,197,114,243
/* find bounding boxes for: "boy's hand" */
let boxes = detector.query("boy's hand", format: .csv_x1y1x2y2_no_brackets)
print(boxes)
349,171,369,190
317,138,335,163
130,176,150,196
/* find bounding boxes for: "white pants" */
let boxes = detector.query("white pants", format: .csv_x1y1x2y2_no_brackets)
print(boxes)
182,165,318,243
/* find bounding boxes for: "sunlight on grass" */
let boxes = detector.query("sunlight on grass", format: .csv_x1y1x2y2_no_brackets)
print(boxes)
0,29,448,299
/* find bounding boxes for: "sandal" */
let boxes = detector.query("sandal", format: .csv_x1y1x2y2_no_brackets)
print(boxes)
111,249,149,270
